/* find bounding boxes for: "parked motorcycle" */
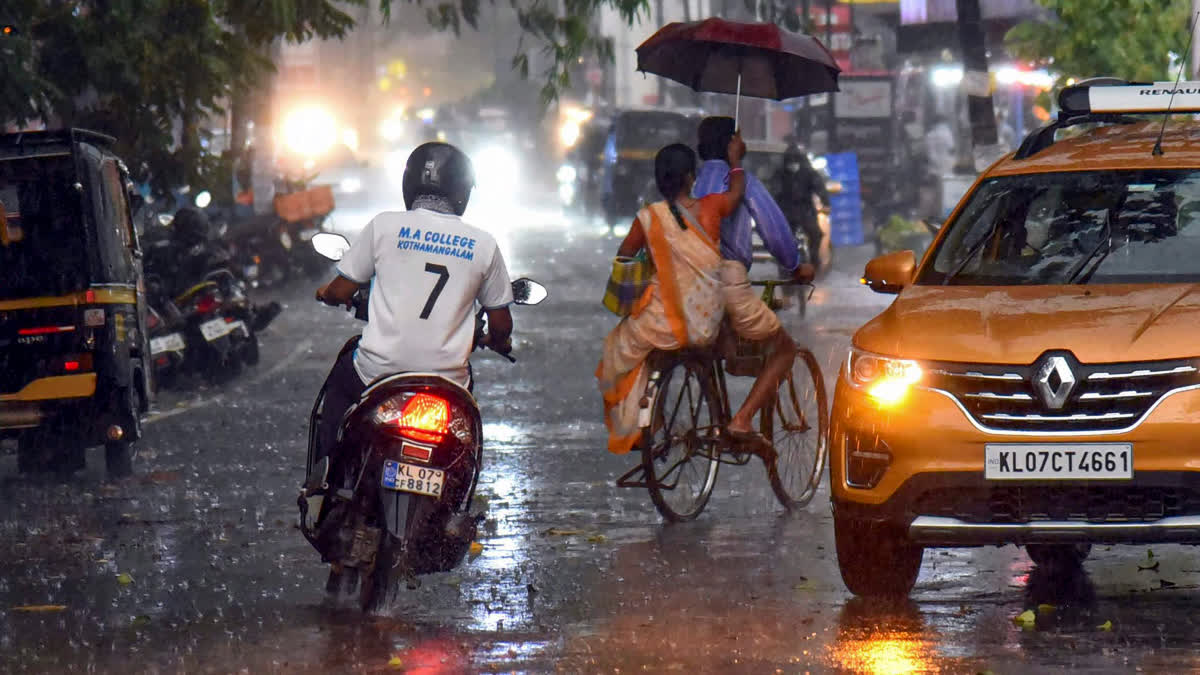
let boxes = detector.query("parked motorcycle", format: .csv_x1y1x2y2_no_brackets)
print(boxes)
297,232,547,612
144,278,189,390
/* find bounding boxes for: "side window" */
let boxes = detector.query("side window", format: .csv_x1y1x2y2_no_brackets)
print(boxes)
102,161,135,252
90,156,133,280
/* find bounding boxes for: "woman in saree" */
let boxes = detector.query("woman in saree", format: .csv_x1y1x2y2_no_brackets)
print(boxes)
596,136,747,454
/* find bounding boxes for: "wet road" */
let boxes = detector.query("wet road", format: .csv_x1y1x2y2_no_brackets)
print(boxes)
5,197,1200,673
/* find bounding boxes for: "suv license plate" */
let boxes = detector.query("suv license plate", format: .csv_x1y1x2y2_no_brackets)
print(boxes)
985,443,1133,480
381,460,444,497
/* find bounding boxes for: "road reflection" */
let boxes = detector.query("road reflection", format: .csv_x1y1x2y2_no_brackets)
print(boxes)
828,598,935,674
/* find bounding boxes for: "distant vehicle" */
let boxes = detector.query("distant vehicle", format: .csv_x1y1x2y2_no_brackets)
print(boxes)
0,129,151,477
313,143,369,209
833,78,1200,596
557,116,610,218
601,109,701,226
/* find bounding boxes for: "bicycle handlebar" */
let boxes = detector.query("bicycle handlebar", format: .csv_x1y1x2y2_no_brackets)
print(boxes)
749,279,811,288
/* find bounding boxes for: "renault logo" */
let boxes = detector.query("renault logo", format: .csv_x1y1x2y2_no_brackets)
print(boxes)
1034,355,1077,409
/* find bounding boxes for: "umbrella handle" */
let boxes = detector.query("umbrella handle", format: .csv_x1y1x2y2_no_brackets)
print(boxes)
734,71,742,131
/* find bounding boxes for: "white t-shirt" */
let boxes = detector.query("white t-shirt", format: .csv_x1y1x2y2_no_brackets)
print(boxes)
336,208,513,388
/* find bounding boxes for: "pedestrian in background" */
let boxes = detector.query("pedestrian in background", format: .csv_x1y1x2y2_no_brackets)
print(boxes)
774,141,830,271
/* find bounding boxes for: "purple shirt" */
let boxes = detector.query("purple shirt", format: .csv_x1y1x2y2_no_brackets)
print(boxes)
693,159,799,273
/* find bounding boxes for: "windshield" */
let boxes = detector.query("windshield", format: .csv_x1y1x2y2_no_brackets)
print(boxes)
920,169,1200,285
0,155,90,300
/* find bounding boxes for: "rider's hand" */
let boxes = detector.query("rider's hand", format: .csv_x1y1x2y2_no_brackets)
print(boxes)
727,132,746,165
792,263,816,284
491,335,513,356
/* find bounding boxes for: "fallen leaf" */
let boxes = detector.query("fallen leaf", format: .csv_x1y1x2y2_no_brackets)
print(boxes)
543,527,583,536
586,534,607,543
117,573,134,586
468,541,484,560
1037,604,1056,615
1013,609,1037,630
10,605,67,613
1097,620,1114,632
387,656,404,669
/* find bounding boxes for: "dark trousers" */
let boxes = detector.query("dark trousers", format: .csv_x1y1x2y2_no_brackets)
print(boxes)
317,349,367,466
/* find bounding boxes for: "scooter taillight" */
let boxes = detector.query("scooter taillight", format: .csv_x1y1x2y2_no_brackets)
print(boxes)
194,293,218,315
376,393,450,444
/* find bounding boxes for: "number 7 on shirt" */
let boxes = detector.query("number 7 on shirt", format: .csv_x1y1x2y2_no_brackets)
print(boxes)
420,263,450,319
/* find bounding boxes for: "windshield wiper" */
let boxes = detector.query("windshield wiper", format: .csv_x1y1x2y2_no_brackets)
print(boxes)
941,190,1011,286
1066,210,1114,285
943,220,1002,285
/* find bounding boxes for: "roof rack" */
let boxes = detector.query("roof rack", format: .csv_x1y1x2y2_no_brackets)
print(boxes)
1012,77,1200,160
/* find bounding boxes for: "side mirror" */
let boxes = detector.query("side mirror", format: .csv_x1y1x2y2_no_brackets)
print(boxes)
862,250,916,295
312,232,351,261
511,278,547,305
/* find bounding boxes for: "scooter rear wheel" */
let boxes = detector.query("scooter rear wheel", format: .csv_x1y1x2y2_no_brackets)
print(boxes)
360,534,401,613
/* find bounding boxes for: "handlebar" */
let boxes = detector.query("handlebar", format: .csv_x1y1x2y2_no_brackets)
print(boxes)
749,279,809,288
751,278,815,306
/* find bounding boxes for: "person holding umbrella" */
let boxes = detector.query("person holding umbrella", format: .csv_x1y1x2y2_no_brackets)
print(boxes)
634,19,841,443
692,116,813,444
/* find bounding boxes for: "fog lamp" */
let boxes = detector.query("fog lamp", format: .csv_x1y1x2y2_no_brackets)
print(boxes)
846,434,892,489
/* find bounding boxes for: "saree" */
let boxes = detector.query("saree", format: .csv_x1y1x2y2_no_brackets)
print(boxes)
596,200,725,454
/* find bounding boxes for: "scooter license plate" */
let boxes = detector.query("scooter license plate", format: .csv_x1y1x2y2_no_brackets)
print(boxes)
381,460,445,498
150,332,185,355
200,318,246,342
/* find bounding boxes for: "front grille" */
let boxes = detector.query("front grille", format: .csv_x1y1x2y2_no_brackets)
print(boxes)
924,355,1200,432
913,485,1200,524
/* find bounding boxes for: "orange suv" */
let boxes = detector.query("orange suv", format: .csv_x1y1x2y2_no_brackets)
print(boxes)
831,78,1200,596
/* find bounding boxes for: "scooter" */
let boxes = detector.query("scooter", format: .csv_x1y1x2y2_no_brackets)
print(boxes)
297,232,547,612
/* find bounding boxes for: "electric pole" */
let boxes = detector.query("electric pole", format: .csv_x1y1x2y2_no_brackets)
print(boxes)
956,0,998,168
1192,0,1200,78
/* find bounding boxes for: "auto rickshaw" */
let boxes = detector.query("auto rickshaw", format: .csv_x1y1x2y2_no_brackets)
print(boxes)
601,109,701,226
0,129,151,477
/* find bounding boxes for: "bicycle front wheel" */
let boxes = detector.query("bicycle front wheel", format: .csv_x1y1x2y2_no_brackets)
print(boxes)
763,348,828,509
643,358,722,522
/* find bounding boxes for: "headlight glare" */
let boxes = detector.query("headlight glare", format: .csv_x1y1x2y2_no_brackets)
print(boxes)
848,349,922,406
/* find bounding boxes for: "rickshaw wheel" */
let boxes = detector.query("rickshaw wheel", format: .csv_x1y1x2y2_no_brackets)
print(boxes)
105,386,142,478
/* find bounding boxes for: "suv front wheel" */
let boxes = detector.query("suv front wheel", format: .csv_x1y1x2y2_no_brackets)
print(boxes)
834,512,924,597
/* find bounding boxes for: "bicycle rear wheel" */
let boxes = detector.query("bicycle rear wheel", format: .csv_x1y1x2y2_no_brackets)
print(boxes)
763,348,828,509
643,358,722,522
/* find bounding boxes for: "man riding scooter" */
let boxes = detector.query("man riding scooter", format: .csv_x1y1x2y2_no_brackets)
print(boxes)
313,142,515,469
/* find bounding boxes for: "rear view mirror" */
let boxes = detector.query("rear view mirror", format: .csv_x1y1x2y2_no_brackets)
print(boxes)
511,278,547,305
312,232,351,261
862,250,916,294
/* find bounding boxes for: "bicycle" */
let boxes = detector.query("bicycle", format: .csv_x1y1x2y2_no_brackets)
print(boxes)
616,280,829,521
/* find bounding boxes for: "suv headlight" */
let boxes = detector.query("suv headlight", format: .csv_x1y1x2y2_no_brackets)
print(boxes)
847,348,923,406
